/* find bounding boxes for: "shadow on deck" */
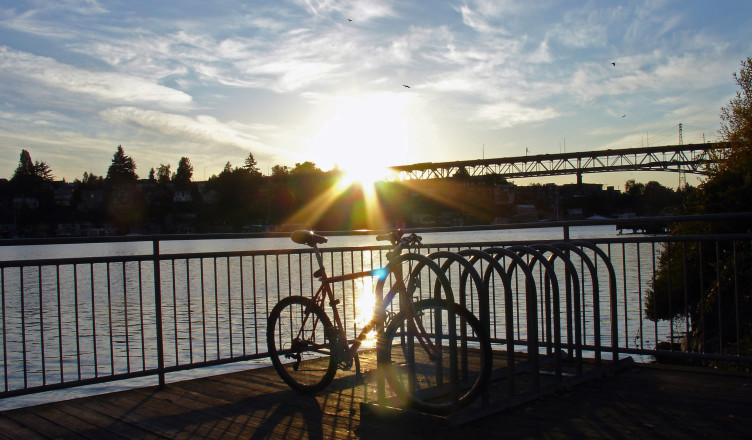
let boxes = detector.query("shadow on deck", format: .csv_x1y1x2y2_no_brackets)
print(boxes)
1,353,751,439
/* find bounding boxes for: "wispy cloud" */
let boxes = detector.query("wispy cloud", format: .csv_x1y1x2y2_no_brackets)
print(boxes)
297,0,397,21
0,46,192,108
474,102,559,128
100,106,289,160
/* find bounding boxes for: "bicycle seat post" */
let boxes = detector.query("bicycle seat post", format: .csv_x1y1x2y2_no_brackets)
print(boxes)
291,230,328,278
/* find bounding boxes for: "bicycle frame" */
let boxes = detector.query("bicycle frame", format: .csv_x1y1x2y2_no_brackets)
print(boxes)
303,240,437,370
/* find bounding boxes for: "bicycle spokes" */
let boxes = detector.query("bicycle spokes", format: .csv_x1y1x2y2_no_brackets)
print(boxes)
267,296,338,393
378,299,491,414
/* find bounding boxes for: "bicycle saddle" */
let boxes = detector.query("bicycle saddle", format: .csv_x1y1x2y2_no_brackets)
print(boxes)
291,230,328,246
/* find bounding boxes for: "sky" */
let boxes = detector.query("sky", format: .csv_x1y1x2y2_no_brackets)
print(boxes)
1,0,751,189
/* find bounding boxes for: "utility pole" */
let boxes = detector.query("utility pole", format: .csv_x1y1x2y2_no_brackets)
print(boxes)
679,123,685,188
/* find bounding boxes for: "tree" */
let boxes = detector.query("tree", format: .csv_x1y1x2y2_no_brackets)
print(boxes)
646,57,752,363
290,161,322,175
453,166,471,180
174,157,194,188
106,145,138,184
271,165,289,176
156,164,171,184
79,171,104,187
716,56,752,176
10,149,53,189
243,152,262,177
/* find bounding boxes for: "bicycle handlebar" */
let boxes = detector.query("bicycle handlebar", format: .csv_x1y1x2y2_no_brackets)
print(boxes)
376,229,422,247
292,229,421,252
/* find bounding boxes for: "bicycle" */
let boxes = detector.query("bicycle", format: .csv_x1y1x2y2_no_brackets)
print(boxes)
266,229,491,414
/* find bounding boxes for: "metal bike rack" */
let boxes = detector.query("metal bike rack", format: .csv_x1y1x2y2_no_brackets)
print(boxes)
362,241,634,426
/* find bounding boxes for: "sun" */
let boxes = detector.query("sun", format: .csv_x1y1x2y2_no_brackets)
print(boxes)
308,93,409,186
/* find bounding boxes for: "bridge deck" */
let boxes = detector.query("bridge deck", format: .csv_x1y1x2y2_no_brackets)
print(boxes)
1,356,750,439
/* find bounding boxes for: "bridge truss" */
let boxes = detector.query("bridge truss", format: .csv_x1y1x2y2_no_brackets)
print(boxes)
390,143,726,181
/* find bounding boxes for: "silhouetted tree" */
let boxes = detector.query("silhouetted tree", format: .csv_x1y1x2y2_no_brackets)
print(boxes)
647,57,752,363
271,165,289,176
243,152,262,177
106,145,138,184
157,164,171,184
291,161,322,175
104,146,143,232
11,149,53,190
174,157,193,188
453,166,471,180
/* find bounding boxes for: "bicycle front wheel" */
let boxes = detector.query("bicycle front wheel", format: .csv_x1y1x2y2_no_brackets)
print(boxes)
267,296,337,393
377,298,491,414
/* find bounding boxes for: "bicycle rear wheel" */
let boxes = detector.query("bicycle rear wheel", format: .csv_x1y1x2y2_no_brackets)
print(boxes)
377,298,491,414
267,296,337,393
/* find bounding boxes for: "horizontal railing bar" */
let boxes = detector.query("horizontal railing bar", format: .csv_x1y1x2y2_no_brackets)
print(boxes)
0,368,162,399
1,212,751,248
2,233,751,269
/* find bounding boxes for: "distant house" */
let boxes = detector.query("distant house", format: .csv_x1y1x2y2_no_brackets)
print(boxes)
173,190,192,203
13,196,39,210
54,184,74,207
78,189,105,212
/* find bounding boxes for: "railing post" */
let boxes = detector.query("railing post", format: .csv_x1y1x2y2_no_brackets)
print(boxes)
153,239,166,388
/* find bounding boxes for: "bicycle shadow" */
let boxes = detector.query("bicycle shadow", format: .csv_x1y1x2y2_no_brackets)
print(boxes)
67,372,366,440
246,372,365,439
248,393,324,440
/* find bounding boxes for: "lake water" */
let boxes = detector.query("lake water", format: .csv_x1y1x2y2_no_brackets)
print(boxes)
0,225,668,410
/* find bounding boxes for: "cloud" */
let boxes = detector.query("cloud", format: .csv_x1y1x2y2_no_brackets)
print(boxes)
0,46,192,108
297,0,397,21
455,0,527,34
474,101,559,128
565,50,733,104
100,106,288,158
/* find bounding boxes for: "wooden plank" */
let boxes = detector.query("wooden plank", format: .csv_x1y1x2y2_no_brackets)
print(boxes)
49,399,165,440
148,379,353,440
22,405,132,440
1,361,750,440
73,389,204,440
0,414,48,440
1,409,90,440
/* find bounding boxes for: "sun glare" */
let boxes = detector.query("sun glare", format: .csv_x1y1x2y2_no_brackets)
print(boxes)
283,93,412,230
309,93,409,186
355,276,378,346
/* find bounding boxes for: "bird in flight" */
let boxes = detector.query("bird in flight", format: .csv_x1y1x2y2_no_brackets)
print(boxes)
348,19,352,21
611,62,616,66
402,84,410,88
621,114,626,118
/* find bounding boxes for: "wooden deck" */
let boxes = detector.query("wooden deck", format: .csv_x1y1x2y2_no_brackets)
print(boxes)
1,357,750,439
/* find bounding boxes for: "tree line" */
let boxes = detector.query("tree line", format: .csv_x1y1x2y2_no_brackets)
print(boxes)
0,142,692,237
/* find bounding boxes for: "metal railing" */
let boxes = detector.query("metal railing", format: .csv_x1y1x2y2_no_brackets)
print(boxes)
1,214,750,400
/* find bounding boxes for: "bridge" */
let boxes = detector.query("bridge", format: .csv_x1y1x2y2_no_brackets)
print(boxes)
390,143,727,182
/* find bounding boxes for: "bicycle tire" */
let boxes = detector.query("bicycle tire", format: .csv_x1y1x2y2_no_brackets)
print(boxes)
377,298,492,414
267,296,338,393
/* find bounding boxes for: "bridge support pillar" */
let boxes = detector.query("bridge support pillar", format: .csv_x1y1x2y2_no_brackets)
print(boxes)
576,172,583,185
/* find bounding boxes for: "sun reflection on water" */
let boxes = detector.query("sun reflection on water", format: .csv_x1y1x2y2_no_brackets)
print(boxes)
355,276,378,347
